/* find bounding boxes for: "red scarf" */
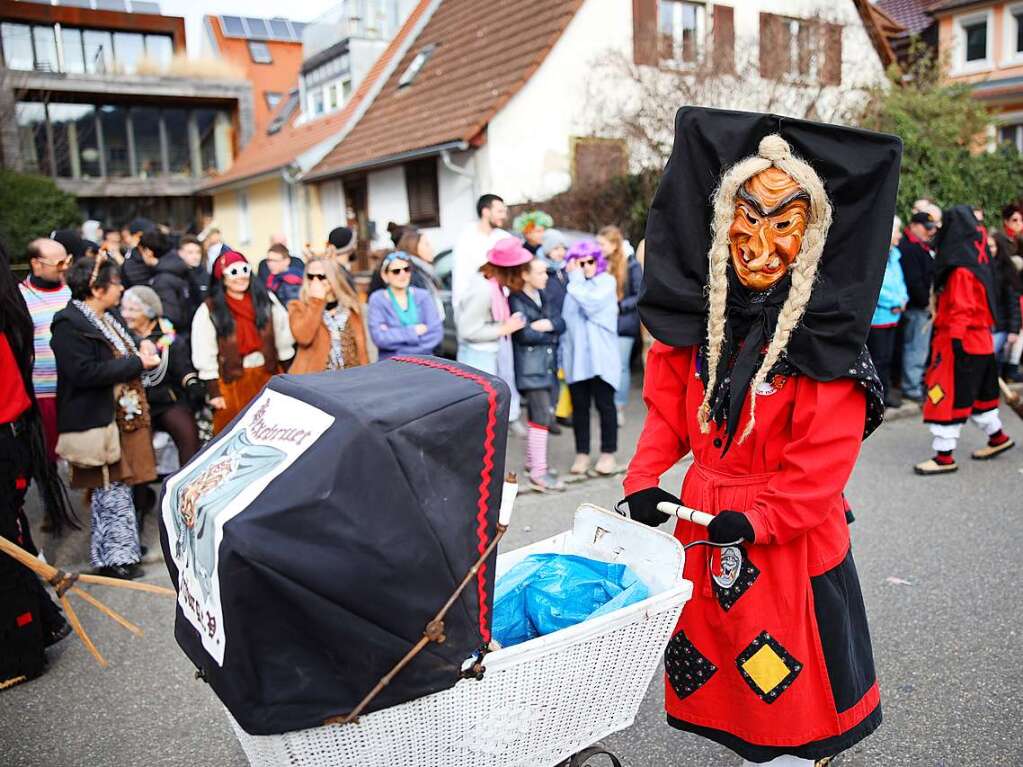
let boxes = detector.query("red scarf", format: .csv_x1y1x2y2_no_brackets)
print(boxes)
226,292,262,356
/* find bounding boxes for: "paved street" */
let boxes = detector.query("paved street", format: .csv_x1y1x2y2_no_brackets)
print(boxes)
2,389,1022,766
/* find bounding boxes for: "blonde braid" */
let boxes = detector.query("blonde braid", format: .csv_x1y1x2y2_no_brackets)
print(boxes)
697,134,833,442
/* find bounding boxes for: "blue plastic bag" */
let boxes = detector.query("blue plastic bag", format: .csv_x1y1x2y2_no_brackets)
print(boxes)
491,553,651,648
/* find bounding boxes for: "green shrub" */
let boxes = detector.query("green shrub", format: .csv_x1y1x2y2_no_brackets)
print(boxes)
0,170,80,263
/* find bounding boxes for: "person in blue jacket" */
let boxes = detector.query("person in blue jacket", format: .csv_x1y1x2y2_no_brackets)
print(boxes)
367,252,443,359
867,216,910,407
561,239,620,476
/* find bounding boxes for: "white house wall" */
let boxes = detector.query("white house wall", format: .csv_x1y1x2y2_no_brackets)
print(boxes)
367,165,411,246
485,0,632,205
484,0,886,205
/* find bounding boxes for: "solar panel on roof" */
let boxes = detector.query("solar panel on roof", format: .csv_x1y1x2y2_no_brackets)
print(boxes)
95,0,128,11
244,17,269,39
59,0,92,7
131,1,161,12
269,18,292,40
221,16,246,36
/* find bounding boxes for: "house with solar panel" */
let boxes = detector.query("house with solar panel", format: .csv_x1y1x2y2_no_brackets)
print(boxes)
198,0,420,262
0,0,256,231
295,0,897,259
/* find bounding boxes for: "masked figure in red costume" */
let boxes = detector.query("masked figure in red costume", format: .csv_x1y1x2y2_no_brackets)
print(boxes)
914,205,1014,475
622,108,902,765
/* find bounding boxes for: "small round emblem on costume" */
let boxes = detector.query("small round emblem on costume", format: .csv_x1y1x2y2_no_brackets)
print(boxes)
712,546,743,589
755,381,777,396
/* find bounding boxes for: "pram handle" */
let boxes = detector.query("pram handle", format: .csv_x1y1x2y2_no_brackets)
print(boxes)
656,502,714,527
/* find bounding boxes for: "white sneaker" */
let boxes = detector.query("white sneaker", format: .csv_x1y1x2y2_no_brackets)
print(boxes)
509,420,528,438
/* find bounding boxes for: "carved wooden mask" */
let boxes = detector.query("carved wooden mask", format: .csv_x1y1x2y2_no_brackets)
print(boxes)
728,167,810,291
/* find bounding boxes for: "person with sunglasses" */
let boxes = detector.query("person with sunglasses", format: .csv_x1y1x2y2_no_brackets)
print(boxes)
561,239,620,476
190,251,295,434
368,252,443,359
18,239,72,529
288,256,369,372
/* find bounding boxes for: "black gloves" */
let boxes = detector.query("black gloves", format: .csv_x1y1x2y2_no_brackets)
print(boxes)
623,487,678,527
708,510,755,544
184,376,207,412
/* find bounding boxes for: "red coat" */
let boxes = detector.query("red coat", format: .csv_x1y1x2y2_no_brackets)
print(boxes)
625,343,880,761
923,268,999,424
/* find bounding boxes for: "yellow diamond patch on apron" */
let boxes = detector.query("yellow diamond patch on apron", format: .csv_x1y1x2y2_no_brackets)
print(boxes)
927,384,945,405
736,631,802,704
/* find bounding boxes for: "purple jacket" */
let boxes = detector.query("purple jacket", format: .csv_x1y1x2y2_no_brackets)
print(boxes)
367,286,444,359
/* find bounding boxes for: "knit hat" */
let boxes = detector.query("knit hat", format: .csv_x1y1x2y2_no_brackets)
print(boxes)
123,285,163,319
51,229,88,261
542,228,568,254
328,227,356,252
486,237,533,268
512,210,554,234
212,249,248,280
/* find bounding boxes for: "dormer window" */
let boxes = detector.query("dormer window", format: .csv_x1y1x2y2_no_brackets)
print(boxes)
399,44,436,88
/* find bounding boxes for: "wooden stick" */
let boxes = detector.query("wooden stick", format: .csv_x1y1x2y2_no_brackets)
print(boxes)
70,587,143,637
0,535,58,579
61,594,107,668
76,573,174,596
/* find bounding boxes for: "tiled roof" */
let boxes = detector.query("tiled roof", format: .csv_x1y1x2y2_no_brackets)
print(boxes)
200,0,434,191
852,0,904,69
307,0,585,179
926,0,995,14
876,0,945,36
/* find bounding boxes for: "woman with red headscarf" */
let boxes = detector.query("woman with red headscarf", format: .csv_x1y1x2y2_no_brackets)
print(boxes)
191,251,295,434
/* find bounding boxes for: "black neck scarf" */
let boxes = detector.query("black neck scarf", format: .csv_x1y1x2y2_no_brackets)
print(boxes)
704,270,792,453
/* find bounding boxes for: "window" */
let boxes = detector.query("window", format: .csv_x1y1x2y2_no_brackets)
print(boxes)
309,88,325,117
955,11,992,70
1017,9,1023,55
49,104,100,178
113,32,145,74
327,83,339,111
99,105,130,176
83,29,113,74
132,106,162,177
145,35,174,67
163,109,191,177
265,91,283,110
1005,5,1023,61
399,44,436,88
964,20,987,61
248,41,273,64
658,1,704,65
15,102,49,175
999,124,1023,152
32,26,58,72
405,158,440,228
782,17,818,80
237,190,251,245
61,27,86,73
1,23,34,70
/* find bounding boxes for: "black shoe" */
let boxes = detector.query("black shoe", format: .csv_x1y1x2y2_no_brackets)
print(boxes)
44,620,72,648
548,421,562,435
884,394,903,409
96,563,145,581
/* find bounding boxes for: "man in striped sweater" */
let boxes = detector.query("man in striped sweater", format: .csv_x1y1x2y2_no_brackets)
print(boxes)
17,239,71,527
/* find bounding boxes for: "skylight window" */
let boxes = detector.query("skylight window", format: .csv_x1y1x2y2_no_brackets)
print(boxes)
398,44,436,88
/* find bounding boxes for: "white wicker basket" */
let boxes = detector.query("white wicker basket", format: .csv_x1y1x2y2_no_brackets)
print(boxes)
229,504,692,767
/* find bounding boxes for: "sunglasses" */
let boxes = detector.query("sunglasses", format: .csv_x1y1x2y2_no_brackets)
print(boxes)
308,273,328,281
387,266,411,275
223,263,250,279
577,258,596,267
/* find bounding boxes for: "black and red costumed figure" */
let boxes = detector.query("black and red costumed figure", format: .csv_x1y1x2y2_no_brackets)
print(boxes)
914,205,1014,475
622,108,902,765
